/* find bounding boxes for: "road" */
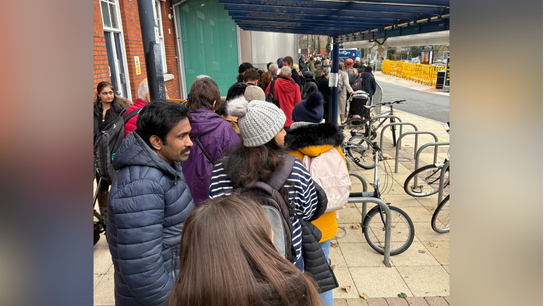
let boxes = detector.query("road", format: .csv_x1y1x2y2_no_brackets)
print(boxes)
377,82,450,123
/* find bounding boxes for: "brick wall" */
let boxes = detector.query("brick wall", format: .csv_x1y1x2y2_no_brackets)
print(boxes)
93,0,182,101
93,0,110,100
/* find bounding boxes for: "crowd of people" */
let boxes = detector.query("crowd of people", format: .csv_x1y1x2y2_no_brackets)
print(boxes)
92,53,376,306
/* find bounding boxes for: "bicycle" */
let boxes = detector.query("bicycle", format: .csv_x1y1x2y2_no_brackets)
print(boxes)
403,123,450,197
345,92,406,147
341,99,405,170
349,141,415,255
432,194,450,233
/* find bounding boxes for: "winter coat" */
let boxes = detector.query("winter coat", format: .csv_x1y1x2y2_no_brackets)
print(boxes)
183,108,241,205
309,60,315,73
314,61,323,78
317,77,332,123
93,100,124,143
301,71,318,100
300,219,339,292
124,98,148,136
265,75,301,127
285,123,346,243
291,68,301,85
360,72,377,98
339,71,354,119
107,131,195,306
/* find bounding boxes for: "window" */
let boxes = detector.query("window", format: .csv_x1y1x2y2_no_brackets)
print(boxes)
153,0,168,74
100,0,120,30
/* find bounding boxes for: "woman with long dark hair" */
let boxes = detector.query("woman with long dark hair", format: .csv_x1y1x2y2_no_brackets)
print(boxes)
167,195,323,306
93,81,130,222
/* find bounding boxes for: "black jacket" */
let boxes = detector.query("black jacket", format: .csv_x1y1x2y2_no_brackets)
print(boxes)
291,68,301,85
360,72,377,97
317,77,332,123
93,101,124,143
301,71,318,99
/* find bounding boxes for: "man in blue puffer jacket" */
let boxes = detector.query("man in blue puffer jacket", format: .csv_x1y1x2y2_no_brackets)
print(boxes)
107,101,195,306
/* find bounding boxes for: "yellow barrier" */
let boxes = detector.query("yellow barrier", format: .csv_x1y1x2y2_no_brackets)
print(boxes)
382,60,445,87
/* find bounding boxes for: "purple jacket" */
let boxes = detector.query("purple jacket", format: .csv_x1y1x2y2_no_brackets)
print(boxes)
182,108,241,205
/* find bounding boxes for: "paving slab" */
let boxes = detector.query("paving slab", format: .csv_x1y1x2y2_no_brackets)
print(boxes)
333,298,348,306
335,224,366,243
424,297,449,306
385,297,410,306
422,241,449,266
443,296,450,304
396,266,450,297
339,243,388,267
381,195,426,208
412,222,450,242
405,297,430,306
442,266,450,274
94,246,113,275
94,272,115,306
396,206,432,223
350,267,412,298
389,240,441,267
329,239,348,268
332,267,360,299
338,207,364,224
366,298,389,306
346,298,369,306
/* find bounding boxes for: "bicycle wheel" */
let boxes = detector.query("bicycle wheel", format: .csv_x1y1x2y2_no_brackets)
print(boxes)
404,164,449,197
363,205,414,255
432,194,450,233
346,135,375,169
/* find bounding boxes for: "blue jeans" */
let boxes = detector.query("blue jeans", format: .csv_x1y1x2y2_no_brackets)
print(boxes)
318,239,333,306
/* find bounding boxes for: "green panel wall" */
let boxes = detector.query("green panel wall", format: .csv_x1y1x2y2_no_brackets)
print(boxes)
178,0,239,97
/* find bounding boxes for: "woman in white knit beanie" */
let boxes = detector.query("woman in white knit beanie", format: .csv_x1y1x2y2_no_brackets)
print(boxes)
208,96,325,273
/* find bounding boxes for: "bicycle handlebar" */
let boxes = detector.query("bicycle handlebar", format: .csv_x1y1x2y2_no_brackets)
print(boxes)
375,100,406,106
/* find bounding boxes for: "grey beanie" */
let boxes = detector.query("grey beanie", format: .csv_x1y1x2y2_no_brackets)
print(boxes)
227,96,286,147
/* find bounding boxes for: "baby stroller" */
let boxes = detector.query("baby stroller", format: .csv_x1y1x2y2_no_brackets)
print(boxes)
348,90,371,119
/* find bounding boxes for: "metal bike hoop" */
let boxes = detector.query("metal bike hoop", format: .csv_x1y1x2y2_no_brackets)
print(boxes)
412,142,450,187
437,159,450,207
394,131,438,173
379,122,418,150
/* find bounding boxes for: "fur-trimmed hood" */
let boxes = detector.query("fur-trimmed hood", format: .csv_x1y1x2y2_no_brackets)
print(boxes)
285,123,344,155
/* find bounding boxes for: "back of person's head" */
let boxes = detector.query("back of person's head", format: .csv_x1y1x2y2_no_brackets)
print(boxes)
136,101,189,150
138,78,149,101
303,71,315,80
238,62,254,74
167,195,322,306
355,57,360,63
195,75,219,91
339,62,345,71
227,96,285,148
345,58,354,69
269,63,278,73
266,62,273,71
292,64,299,71
279,66,291,76
276,57,284,69
310,56,315,61
324,59,329,66
244,86,265,102
283,56,293,66
187,79,221,111
261,71,272,87
243,68,260,83
321,69,329,77
291,91,324,127
365,66,373,73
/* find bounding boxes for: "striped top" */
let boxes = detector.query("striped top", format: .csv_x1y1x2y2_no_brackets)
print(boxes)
209,158,319,262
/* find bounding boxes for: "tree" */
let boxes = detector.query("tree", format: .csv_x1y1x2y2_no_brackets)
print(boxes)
311,35,316,55
387,45,397,60
325,36,332,55
410,46,423,58
317,36,322,55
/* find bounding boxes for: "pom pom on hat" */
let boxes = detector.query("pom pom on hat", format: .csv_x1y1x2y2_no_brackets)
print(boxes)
291,91,324,124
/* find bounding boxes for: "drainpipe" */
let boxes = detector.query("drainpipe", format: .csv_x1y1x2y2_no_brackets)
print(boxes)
137,0,166,101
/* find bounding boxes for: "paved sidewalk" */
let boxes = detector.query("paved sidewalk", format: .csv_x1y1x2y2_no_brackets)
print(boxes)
94,74,450,306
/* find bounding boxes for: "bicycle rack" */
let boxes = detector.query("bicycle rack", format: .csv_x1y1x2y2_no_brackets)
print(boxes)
412,142,450,187
379,122,418,150
394,131,438,173
437,159,450,206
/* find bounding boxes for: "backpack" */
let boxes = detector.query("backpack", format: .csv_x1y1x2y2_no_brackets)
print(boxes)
314,62,323,78
346,68,358,86
301,148,351,213
338,71,345,91
351,73,364,92
94,108,141,184
265,79,280,107
229,155,297,263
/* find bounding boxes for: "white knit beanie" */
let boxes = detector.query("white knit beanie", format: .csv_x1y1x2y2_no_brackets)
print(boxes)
227,96,286,147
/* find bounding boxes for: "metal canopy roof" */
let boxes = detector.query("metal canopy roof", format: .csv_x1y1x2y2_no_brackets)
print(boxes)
219,0,449,42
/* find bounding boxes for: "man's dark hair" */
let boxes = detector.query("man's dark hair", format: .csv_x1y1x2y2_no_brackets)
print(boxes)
136,101,189,149
283,56,293,65
238,62,254,74
243,68,260,83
